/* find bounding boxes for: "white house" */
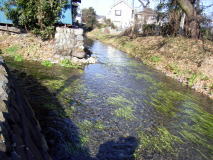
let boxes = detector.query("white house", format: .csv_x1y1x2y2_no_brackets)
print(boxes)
107,0,134,30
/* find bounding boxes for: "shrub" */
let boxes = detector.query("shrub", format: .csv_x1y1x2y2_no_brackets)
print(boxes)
4,0,68,39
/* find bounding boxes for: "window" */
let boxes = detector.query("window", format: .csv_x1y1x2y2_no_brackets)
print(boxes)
115,10,121,16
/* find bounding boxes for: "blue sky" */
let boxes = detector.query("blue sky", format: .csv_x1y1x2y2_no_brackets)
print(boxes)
80,0,213,17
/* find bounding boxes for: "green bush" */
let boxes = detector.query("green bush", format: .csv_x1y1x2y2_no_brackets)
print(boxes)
4,0,68,39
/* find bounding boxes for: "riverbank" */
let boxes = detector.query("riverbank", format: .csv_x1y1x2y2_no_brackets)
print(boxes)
0,31,96,66
87,29,213,99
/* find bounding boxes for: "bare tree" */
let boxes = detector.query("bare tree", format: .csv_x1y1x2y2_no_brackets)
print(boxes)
177,0,201,38
137,0,150,8
129,0,150,38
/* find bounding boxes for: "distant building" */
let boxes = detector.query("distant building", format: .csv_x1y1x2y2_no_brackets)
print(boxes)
135,8,157,25
97,15,106,24
75,13,82,24
107,0,134,30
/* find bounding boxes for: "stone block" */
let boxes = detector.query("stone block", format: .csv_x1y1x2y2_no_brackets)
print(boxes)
74,28,83,35
72,51,86,59
76,35,84,41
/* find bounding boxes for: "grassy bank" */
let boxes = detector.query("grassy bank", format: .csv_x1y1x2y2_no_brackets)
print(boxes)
0,32,81,68
87,29,213,99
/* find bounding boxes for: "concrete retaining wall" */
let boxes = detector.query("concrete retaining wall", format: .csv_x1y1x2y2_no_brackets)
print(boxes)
0,57,51,160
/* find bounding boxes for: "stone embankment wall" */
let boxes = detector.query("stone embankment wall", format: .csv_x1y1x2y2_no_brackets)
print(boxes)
54,27,86,59
0,57,51,160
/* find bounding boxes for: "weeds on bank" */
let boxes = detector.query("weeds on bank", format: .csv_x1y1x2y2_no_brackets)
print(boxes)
150,56,161,63
5,45,21,55
165,63,181,75
14,54,23,62
60,59,79,68
41,60,53,67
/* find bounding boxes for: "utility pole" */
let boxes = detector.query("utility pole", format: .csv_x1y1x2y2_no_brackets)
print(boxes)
132,0,135,18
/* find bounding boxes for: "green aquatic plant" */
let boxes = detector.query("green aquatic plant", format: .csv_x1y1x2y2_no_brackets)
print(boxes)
42,80,65,91
80,135,90,145
149,90,185,117
107,95,133,108
65,106,76,117
14,54,23,62
114,106,135,120
134,73,155,83
87,92,96,98
94,121,105,130
78,120,93,132
177,101,213,158
41,60,53,67
134,127,183,158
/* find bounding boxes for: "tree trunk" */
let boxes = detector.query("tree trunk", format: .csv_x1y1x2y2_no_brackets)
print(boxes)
177,0,200,38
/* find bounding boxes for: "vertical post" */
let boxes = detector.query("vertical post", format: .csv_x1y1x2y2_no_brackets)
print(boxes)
132,0,135,18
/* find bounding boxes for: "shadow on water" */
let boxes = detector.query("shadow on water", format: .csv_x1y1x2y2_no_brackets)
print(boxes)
10,70,91,160
96,137,138,160
3,58,138,160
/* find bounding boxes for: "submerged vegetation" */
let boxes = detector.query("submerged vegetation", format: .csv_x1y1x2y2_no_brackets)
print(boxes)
107,95,136,120
134,127,183,159
114,106,135,120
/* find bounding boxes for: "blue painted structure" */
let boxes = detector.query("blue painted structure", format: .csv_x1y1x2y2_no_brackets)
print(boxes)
0,0,13,24
0,0,74,25
59,0,73,25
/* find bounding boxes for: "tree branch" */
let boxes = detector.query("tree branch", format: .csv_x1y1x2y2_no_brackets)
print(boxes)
137,0,150,8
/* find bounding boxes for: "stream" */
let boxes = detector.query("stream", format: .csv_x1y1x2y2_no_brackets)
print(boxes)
5,40,213,160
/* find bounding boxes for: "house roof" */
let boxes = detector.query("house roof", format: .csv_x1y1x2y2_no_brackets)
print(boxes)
110,0,133,10
136,8,156,16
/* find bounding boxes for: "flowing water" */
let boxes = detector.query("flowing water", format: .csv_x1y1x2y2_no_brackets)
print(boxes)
5,40,213,160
